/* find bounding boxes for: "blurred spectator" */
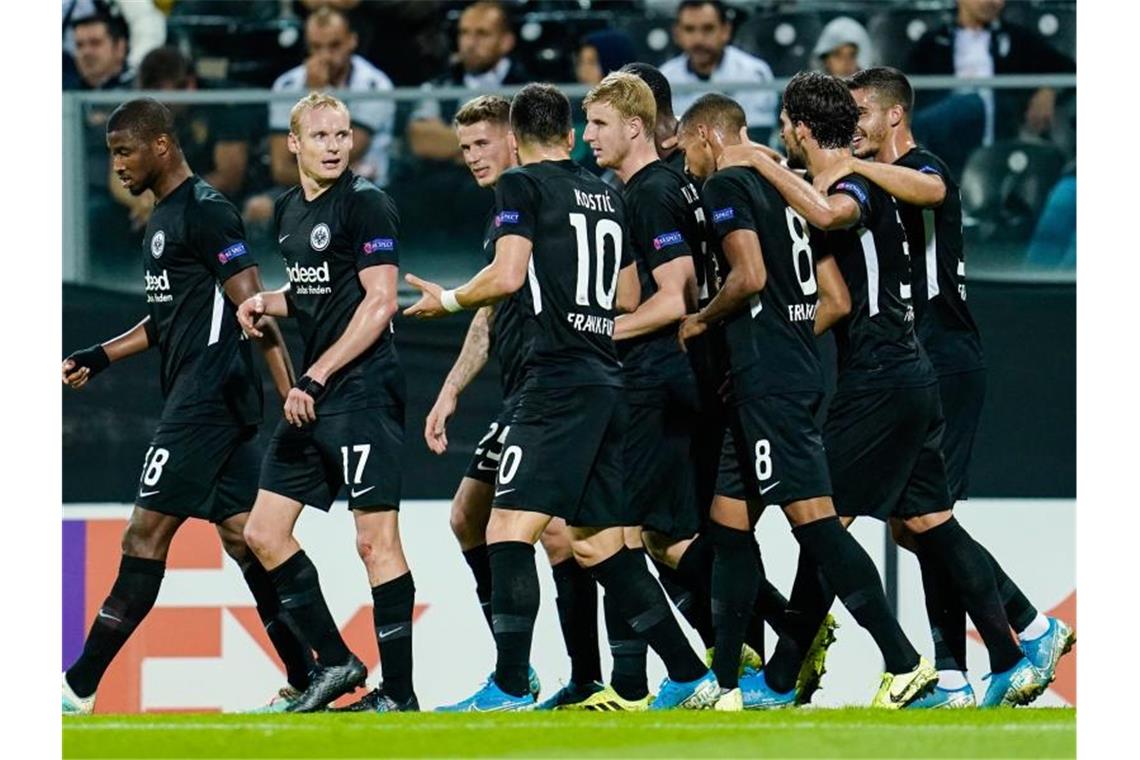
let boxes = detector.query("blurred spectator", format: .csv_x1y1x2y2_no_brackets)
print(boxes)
63,1,165,80
906,0,1075,153
659,0,777,139
266,6,395,188
1024,169,1076,269
135,47,257,200
66,10,132,91
407,1,530,161
812,16,875,78
571,30,637,177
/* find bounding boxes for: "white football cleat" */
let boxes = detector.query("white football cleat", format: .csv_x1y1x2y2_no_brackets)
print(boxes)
62,674,95,715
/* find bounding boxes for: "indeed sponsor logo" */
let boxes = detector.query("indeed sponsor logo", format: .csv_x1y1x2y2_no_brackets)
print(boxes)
653,230,684,250
216,242,248,264
145,270,172,303
287,260,333,295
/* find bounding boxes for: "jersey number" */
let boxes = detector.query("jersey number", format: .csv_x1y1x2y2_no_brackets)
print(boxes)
340,444,371,485
785,207,818,297
476,423,510,463
754,439,772,482
569,213,622,309
141,447,170,487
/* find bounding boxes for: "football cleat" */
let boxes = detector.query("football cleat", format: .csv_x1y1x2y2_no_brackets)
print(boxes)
704,643,764,678
740,669,796,710
578,684,653,711
905,683,977,709
714,687,743,712
536,680,605,710
796,614,839,706
62,674,94,716
527,666,542,700
649,670,719,710
245,686,301,714
330,686,419,712
434,677,536,712
980,657,1050,708
285,656,368,713
871,656,938,709
1021,617,1076,684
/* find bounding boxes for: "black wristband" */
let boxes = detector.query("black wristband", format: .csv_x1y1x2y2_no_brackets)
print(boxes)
294,375,326,403
67,344,110,377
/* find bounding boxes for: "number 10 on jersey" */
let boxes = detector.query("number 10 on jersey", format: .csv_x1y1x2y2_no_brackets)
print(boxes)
568,213,623,310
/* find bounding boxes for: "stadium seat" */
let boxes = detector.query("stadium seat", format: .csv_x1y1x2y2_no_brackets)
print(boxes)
735,11,823,77
959,139,1067,253
866,7,954,69
1001,1,1076,59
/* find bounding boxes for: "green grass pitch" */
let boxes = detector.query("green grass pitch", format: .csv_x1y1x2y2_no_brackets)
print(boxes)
64,708,1075,759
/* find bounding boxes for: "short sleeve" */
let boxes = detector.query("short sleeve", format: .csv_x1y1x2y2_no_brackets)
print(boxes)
829,174,873,227
346,187,400,270
192,194,256,283
630,186,693,272
896,150,944,179
614,194,633,268
490,171,538,243
701,172,759,242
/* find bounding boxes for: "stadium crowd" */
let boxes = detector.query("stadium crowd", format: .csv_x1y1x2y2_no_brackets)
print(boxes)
65,0,1076,275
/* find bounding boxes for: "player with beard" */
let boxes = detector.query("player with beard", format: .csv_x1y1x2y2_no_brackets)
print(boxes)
805,66,1074,707
406,83,718,712
62,98,313,714
720,71,1051,707
238,93,416,713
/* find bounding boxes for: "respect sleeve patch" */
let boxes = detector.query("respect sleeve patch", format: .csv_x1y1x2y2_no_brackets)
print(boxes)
362,237,396,255
216,242,248,264
712,207,735,223
652,230,685,250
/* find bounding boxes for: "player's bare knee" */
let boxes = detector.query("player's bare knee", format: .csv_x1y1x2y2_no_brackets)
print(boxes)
902,509,953,535
449,501,486,547
890,518,918,554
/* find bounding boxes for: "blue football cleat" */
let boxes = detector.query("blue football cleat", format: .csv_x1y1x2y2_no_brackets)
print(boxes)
527,666,542,700
905,683,976,709
980,657,1050,707
434,677,535,712
1021,617,1075,683
649,670,719,710
740,669,796,710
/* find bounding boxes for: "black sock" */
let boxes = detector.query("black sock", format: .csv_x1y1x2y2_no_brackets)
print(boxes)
708,523,761,689
462,545,495,635
795,517,918,675
242,560,315,690
913,518,1023,674
372,572,415,702
655,561,711,649
751,540,791,638
590,547,706,684
268,551,351,667
765,551,833,694
489,542,539,697
604,589,648,700
66,555,165,698
670,534,717,648
977,542,1039,633
917,551,968,672
551,558,602,685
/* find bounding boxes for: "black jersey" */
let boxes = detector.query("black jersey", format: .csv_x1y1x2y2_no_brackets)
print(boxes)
620,160,703,390
703,166,823,401
893,148,985,375
142,176,261,426
481,208,528,399
274,170,404,413
825,174,935,393
489,159,632,389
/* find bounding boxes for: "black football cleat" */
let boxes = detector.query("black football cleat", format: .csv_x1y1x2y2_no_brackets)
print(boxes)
285,656,368,713
330,685,420,713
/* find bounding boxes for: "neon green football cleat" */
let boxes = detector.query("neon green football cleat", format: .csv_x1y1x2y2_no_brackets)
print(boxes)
796,614,839,706
578,683,654,711
704,643,764,677
871,656,938,709
245,685,301,713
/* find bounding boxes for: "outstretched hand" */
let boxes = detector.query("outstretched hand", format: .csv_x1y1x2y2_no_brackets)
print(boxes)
403,273,448,319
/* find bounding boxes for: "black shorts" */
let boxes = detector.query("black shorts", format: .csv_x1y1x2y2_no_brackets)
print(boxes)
135,423,260,524
938,369,986,502
714,392,832,507
626,380,701,540
824,384,952,521
491,385,626,528
463,394,520,485
260,405,404,512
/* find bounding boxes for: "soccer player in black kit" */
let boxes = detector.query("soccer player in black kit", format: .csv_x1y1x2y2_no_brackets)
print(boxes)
724,71,1051,707
61,98,313,714
237,93,416,713
406,83,718,711
804,66,1075,707
676,92,935,709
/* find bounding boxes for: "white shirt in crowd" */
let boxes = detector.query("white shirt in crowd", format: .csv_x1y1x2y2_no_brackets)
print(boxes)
269,54,396,187
410,57,513,124
953,28,996,145
660,45,778,128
